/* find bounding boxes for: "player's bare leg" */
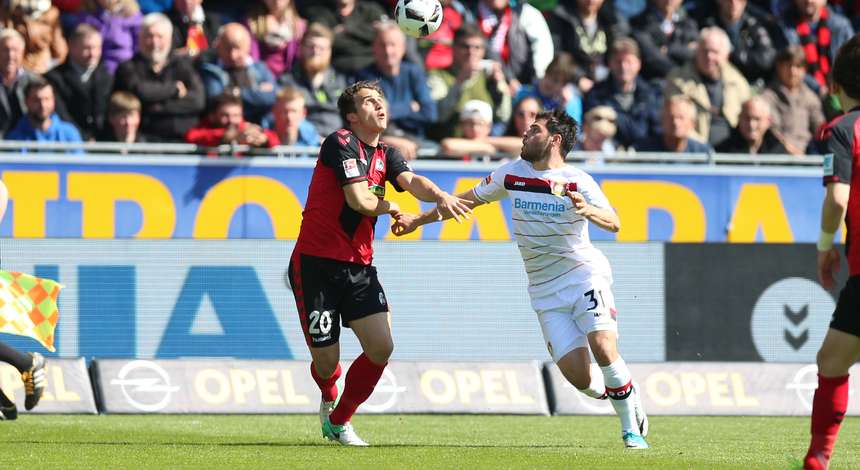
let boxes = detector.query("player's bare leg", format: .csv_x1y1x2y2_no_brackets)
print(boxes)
556,347,607,400
588,330,649,448
804,328,860,470
322,311,393,446
309,343,342,425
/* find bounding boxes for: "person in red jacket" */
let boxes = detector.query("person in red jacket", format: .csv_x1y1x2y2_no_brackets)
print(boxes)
184,92,278,149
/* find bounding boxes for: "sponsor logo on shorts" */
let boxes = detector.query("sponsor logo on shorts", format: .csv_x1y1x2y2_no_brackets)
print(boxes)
343,159,360,178
379,292,386,305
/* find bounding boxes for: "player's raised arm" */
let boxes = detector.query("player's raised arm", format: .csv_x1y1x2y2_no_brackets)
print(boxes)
395,171,473,222
391,190,485,236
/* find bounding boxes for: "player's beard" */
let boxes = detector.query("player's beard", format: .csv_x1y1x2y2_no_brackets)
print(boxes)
520,136,549,163
303,56,329,76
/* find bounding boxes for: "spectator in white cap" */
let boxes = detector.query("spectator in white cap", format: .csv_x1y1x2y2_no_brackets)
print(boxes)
439,99,514,159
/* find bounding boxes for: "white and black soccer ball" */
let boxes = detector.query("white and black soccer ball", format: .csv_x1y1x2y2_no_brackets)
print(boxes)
394,0,443,38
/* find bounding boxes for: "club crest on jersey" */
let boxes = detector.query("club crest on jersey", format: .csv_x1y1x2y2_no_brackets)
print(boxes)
343,158,360,178
375,159,385,171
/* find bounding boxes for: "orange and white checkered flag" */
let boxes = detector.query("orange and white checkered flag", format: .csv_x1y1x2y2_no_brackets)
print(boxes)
0,270,62,352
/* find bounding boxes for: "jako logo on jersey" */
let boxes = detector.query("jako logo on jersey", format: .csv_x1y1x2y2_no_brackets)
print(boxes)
513,198,567,212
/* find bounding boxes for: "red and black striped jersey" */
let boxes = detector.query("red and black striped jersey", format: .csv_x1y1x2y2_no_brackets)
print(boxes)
821,108,860,275
294,128,411,265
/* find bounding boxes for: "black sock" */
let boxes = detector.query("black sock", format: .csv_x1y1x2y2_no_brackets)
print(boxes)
0,388,13,408
0,342,32,373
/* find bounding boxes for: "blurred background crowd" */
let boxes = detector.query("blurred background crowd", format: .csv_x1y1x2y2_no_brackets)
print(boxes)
0,0,851,159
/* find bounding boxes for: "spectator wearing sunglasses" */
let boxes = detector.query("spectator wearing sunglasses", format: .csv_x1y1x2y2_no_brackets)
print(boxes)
574,105,617,157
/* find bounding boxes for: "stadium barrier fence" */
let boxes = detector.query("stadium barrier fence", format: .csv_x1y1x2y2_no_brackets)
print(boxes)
0,141,825,165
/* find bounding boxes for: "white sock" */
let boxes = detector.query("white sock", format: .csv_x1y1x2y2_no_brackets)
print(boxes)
576,363,607,399
600,357,638,434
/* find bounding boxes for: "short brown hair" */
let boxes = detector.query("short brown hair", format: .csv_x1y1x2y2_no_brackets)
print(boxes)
23,78,52,99
544,52,577,83
212,93,243,113
71,23,101,44
610,37,640,59
303,22,334,45
832,33,860,100
454,23,485,46
337,80,385,124
108,91,141,115
276,85,305,104
774,45,807,67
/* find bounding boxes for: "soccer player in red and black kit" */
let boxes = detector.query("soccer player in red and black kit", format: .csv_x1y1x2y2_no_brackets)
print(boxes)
288,80,472,446
804,34,860,470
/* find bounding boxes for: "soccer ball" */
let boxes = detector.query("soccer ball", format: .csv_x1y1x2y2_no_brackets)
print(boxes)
395,0,443,38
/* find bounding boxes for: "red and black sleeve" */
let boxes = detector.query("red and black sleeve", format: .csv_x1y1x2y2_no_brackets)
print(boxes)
822,120,853,185
384,146,412,192
320,129,368,186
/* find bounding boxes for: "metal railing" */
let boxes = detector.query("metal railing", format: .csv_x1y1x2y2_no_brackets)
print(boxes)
0,140,825,166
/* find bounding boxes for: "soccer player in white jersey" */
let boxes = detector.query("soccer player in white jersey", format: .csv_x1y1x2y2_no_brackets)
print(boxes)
391,108,649,449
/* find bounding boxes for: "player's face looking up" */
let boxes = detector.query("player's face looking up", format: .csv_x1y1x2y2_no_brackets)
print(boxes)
520,119,554,162
347,88,388,134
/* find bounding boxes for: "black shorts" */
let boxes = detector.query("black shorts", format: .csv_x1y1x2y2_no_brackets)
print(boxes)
288,253,390,347
831,275,860,337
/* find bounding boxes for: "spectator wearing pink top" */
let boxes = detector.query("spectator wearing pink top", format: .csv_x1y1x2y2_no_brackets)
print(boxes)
243,0,306,78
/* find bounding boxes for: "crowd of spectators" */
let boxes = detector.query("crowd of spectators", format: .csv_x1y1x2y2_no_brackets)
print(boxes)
0,0,853,159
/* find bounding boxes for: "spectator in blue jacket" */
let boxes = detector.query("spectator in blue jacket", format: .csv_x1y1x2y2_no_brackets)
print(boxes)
270,85,320,148
584,37,661,149
354,21,437,159
199,23,277,124
7,79,84,153
635,95,712,153
514,51,582,125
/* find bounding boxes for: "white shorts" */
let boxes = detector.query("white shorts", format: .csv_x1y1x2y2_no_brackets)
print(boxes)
531,276,618,363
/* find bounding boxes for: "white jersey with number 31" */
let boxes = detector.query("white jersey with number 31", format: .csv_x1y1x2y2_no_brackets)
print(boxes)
473,159,614,297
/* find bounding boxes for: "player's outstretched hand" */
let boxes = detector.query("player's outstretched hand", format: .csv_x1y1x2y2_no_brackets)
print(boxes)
391,213,418,236
567,191,591,216
818,247,841,290
436,192,472,223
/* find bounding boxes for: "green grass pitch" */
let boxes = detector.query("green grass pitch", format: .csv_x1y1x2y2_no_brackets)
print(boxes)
2,415,857,469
